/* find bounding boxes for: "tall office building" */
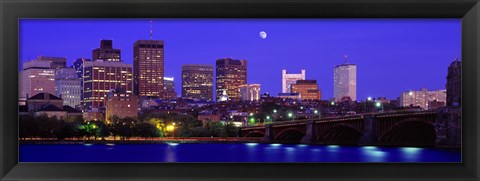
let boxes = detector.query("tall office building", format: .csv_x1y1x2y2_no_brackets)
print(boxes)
334,61,356,102
216,58,247,101
36,56,67,69
291,80,321,100
19,60,56,100
164,77,177,100
54,68,81,108
282,69,306,93
92,40,121,62
239,84,261,101
399,88,447,110
83,60,133,110
446,58,461,107
73,58,91,102
133,40,165,98
181,64,214,100
73,58,91,78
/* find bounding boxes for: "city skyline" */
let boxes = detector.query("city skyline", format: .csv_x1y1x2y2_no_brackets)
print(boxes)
20,19,461,100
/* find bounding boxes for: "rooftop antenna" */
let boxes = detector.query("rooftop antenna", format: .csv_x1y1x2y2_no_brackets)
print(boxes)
344,54,349,64
149,19,153,40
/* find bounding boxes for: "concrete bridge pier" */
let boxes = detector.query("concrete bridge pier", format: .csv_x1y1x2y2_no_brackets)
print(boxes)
358,116,377,146
261,124,273,143
300,120,316,144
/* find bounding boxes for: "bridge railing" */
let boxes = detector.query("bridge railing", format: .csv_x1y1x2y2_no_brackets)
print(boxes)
240,110,437,128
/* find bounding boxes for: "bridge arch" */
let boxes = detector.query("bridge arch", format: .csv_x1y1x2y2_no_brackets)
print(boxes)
273,128,305,143
243,130,265,137
378,118,435,146
320,124,363,145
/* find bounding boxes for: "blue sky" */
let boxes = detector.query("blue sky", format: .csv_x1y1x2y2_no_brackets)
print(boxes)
20,19,461,100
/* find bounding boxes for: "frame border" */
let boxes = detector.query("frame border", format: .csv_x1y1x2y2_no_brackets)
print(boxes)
1,0,479,180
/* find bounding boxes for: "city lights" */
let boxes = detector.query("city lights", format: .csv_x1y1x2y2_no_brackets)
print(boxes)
17,19,461,163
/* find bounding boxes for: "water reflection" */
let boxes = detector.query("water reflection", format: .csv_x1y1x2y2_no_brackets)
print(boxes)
19,143,460,162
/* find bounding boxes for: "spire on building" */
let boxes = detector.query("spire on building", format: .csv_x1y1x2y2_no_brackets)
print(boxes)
344,54,349,64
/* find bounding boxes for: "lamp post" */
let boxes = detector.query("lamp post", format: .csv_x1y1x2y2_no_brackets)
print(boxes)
365,96,372,114
375,102,384,113
266,115,271,124
172,122,176,139
314,109,320,119
272,109,277,122
288,112,294,121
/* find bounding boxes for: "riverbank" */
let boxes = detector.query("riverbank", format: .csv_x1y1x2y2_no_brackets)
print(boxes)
19,137,262,145
18,139,461,149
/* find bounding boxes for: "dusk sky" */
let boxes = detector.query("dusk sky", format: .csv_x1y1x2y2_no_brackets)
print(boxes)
19,19,461,100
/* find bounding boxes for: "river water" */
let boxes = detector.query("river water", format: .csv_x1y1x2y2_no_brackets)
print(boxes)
20,143,460,162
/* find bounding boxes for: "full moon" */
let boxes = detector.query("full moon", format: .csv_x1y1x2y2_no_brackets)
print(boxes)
259,31,267,39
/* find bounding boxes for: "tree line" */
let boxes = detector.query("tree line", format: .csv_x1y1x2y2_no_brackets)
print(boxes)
19,112,239,140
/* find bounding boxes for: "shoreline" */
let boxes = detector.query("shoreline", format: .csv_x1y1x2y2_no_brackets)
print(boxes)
18,139,461,149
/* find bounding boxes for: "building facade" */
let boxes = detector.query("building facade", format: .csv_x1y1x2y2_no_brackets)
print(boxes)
282,69,306,93
277,93,301,100
181,64,214,100
105,91,138,123
334,63,357,101
399,88,447,110
291,80,321,100
73,58,91,78
164,77,177,100
239,84,261,101
73,58,91,103
133,40,165,98
54,68,82,108
83,60,133,110
36,56,67,69
446,58,461,107
19,60,56,100
216,58,247,101
92,40,121,62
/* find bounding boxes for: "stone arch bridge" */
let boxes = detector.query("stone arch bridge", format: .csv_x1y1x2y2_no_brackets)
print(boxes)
239,110,460,147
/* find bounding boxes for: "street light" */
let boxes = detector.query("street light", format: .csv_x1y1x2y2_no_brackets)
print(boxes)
166,124,175,138
288,112,294,121
266,116,271,124
375,102,384,113
365,96,372,114
314,109,320,119
331,101,335,106
273,109,277,113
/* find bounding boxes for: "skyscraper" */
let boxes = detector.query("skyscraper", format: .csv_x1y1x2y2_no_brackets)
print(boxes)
216,58,247,101
446,58,461,107
282,69,306,93
164,77,177,100
291,80,321,100
92,40,121,62
133,40,165,98
19,60,56,100
73,58,91,78
83,60,133,110
73,58,91,102
54,68,81,108
181,64,214,100
239,84,261,101
334,60,356,102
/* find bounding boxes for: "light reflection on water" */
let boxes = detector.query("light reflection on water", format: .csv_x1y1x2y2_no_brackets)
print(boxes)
20,143,460,162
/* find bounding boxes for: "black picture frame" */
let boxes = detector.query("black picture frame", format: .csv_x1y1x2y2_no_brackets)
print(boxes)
1,0,479,180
